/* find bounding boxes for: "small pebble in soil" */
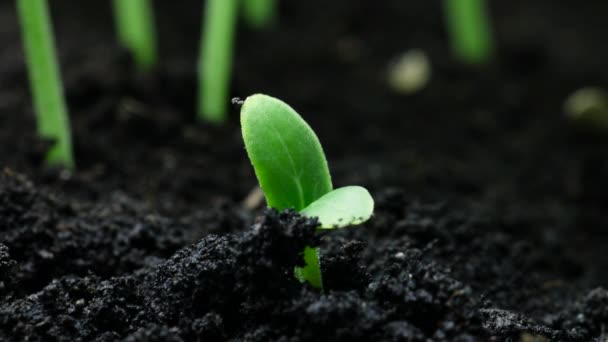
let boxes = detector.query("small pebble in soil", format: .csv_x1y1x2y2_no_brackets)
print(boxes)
387,49,431,95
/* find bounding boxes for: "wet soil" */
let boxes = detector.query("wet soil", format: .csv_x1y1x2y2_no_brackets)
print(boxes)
1,0,608,340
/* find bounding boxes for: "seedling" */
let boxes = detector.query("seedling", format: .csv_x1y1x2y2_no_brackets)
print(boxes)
198,0,239,123
443,0,494,64
17,0,74,168
112,0,157,71
240,94,374,289
242,0,276,29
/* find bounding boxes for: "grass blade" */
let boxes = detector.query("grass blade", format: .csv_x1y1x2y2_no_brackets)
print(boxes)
243,0,276,29
17,0,74,168
198,0,239,123
444,0,493,64
112,0,157,70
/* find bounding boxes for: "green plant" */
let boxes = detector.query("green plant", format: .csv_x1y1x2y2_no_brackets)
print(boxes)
198,0,239,123
240,94,374,289
112,0,157,71
17,0,74,168
243,0,276,29
443,0,493,64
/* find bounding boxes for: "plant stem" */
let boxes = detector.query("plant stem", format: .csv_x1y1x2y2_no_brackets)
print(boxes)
17,0,74,168
242,0,276,29
294,246,323,289
198,0,238,123
112,0,157,71
443,0,493,64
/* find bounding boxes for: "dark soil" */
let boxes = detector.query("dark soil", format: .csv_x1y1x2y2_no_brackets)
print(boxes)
1,0,608,340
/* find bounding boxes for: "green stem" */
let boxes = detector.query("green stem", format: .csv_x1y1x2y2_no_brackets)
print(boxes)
198,0,239,123
242,0,276,29
112,0,157,71
294,246,323,289
443,0,493,64
17,0,74,168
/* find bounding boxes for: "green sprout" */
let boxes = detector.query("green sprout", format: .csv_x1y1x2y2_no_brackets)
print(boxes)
112,0,157,71
242,0,276,29
17,0,74,168
198,0,239,123
443,0,493,64
240,94,374,289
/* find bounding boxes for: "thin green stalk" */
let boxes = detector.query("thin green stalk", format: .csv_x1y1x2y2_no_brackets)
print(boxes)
112,0,157,71
17,0,74,168
294,247,323,289
242,0,276,29
198,0,238,123
443,0,493,64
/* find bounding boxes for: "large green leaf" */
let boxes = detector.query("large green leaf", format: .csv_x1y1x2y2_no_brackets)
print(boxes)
241,94,333,211
301,186,374,229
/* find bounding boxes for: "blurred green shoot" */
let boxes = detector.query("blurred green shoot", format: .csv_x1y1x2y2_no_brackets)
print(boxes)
243,0,276,29
17,0,74,168
113,0,157,71
198,0,238,123
443,0,493,64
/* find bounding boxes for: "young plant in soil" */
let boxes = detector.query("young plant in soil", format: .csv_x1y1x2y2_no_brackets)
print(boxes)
242,0,276,29
112,0,157,71
443,0,493,64
198,0,238,123
17,0,74,168
240,94,374,289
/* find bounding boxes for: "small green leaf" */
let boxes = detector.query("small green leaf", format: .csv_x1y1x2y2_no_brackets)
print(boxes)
241,94,333,211
301,186,374,229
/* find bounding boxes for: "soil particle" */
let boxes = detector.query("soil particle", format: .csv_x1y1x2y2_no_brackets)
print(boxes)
321,240,369,292
0,169,204,294
555,288,608,340
0,243,17,296
0,209,321,341
479,308,561,340
0,177,607,341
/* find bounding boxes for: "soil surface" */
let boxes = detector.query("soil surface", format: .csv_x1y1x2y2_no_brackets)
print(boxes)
1,0,608,341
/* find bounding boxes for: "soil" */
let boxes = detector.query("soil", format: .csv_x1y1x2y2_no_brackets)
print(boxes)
1,0,608,340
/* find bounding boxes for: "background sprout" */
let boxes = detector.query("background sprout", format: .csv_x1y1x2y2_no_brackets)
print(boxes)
564,87,608,133
17,0,74,168
241,94,374,289
443,0,494,64
112,0,157,71
242,0,276,29
198,0,239,123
